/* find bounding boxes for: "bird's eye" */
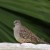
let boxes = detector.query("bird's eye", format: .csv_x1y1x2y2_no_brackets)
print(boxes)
15,22,17,23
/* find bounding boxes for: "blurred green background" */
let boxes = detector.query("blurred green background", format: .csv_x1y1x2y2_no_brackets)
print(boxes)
0,0,50,43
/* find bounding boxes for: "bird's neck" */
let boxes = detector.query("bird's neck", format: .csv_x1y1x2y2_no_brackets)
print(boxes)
14,24,22,41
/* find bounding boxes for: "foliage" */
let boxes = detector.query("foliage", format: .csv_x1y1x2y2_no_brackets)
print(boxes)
0,0,50,43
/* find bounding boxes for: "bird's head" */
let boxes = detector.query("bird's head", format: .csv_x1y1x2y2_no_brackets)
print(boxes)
14,20,21,25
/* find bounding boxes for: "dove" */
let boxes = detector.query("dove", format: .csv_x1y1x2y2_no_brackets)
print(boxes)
13,20,47,44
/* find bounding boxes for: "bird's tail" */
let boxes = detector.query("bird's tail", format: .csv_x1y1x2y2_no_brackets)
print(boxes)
37,38,48,44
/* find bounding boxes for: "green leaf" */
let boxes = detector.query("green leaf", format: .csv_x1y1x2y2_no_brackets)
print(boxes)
0,0,50,43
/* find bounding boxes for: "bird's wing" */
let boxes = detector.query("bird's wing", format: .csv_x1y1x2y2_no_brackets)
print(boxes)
19,26,47,43
19,26,39,43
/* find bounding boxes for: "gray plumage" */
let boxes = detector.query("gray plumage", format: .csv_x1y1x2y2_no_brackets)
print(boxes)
13,20,47,44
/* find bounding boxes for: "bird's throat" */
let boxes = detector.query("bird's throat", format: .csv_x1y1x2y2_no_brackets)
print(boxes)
14,24,21,41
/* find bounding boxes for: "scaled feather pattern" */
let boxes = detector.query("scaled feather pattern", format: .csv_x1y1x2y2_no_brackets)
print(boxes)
13,20,47,44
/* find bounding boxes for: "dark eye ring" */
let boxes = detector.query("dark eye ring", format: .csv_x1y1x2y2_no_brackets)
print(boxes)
15,22,17,23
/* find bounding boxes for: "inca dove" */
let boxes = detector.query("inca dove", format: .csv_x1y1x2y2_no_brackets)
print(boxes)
13,20,47,44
